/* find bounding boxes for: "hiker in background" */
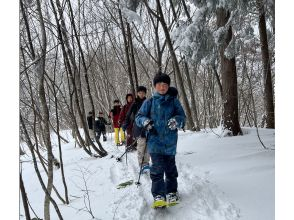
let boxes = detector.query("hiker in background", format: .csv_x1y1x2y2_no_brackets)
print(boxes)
119,93,134,147
109,100,125,146
95,112,110,142
122,86,150,172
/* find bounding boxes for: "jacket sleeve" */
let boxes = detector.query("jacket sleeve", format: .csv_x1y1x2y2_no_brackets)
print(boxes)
135,99,152,128
123,103,134,128
172,99,186,129
102,118,107,125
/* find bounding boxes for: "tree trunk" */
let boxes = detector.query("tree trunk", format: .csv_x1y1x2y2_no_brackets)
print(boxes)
20,173,31,220
216,8,242,136
183,60,200,131
127,23,139,93
118,4,136,95
154,0,194,130
66,0,107,155
20,115,64,220
35,1,55,218
256,0,275,128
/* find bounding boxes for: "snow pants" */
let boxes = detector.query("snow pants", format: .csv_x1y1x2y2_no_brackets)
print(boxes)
149,153,178,198
137,137,150,167
114,127,125,145
126,127,134,146
96,130,106,140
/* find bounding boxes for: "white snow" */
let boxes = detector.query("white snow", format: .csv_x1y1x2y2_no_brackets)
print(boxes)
122,7,142,25
20,127,274,220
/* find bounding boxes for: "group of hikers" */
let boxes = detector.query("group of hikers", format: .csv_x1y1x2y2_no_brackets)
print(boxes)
87,72,186,208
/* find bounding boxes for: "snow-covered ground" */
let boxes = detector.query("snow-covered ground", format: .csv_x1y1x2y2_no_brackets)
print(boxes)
20,127,274,220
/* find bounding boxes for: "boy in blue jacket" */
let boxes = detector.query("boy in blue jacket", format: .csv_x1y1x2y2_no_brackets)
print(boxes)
135,72,186,208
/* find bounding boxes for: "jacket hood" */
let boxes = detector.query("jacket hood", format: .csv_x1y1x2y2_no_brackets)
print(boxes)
167,87,178,97
135,96,146,102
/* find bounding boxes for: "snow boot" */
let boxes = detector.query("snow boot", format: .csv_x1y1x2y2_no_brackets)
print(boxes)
151,195,167,209
140,164,150,175
167,192,179,206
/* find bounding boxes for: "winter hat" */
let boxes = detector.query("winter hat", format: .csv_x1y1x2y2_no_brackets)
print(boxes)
137,86,147,93
114,99,120,103
125,93,133,100
153,72,171,86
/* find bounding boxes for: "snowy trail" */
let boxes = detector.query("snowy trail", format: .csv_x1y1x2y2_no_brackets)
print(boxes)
105,141,240,220
21,128,275,220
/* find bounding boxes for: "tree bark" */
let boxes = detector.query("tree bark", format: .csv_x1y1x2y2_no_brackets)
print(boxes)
20,115,64,220
256,0,275,128
35,0,55,218
216,8,242,135
118,3,136,95
127,23,139,93
66,0,107,155
20,173,31,220
183,60,200,131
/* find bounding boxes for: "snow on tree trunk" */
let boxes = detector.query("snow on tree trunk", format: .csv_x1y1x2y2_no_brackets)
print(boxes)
216,7,242,136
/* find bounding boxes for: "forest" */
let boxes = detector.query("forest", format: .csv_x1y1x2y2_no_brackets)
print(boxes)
19,0,275,220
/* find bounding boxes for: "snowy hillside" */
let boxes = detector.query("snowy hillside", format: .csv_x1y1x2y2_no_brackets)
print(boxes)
20,128,274,220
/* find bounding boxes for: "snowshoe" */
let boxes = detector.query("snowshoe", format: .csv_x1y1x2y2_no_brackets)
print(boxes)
116,180,133,189
167,192,180,207
151,195,167,209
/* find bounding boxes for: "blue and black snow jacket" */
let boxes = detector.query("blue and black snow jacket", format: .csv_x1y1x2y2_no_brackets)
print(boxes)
135,88,186,155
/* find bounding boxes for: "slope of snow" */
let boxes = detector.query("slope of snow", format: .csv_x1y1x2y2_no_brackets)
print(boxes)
20,127,274,220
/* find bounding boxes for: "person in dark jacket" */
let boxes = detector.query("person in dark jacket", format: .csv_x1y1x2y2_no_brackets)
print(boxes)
135,72,186,207
122,86,150,169
87,111,95,141
119,93,134,146
95,112,110,142
109,100,125,146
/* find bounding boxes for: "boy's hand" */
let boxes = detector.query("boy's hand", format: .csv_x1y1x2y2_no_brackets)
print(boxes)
168,118,177,130
143,119,154,131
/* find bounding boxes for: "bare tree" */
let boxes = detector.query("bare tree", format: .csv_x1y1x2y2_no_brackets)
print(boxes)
20,172,31,220
144,0,194,129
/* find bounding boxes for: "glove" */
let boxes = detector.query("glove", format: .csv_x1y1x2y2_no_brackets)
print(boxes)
168,118,177,130
143,119,154,131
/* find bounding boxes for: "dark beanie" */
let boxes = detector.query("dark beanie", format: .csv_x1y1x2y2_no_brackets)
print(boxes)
153,72,171,86
137,86,147,93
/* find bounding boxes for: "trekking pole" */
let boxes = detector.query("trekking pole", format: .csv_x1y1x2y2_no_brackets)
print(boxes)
135,139,148,186
116,138,138,162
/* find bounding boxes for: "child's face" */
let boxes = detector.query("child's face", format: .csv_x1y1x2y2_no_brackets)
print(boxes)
127,96,133,103
137,91,146,99
155,82,169,95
